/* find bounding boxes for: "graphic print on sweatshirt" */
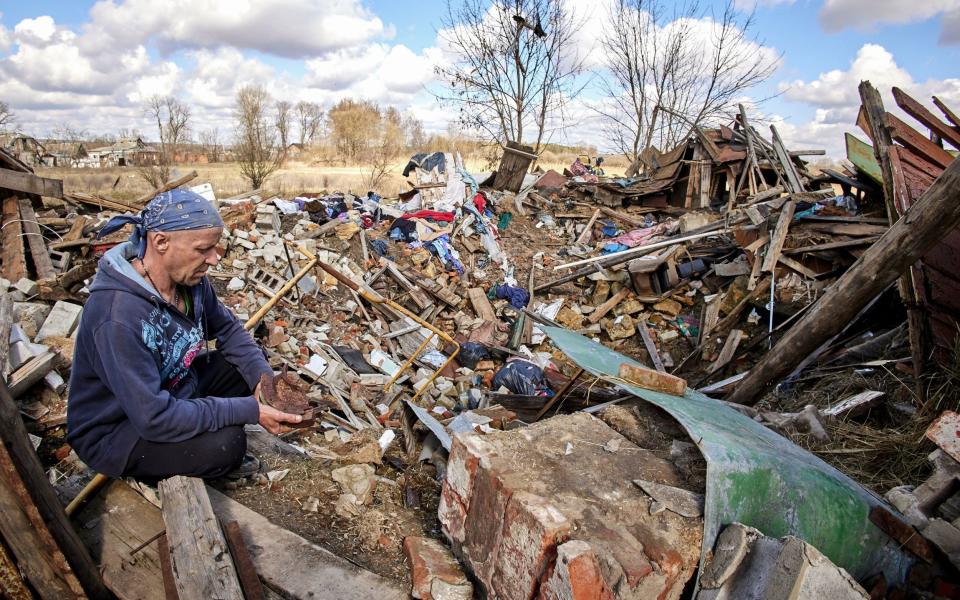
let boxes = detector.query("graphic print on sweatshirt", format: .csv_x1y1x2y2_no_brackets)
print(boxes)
140,305,204,390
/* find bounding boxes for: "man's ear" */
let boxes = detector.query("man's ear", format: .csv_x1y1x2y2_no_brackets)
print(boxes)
151,231,170,254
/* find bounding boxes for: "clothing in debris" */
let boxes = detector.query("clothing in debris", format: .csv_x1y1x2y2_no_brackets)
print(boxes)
494,283,530,309
97,188,224,259
67,242,271,478
401,152,447,177
400,210,456,223
389,217,419,242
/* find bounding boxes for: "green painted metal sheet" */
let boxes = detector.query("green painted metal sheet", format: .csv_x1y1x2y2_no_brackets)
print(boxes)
846,132,883,184
544,326,910,584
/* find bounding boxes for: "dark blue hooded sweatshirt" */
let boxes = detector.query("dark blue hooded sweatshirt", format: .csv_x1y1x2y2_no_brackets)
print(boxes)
67,242,270,477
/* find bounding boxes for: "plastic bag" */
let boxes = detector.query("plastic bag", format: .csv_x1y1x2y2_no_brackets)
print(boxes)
491,359,544,395
459,342,491,370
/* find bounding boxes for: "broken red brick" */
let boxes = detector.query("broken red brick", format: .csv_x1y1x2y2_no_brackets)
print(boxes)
403,536,473,600
492,491,571,599
539,540,614,600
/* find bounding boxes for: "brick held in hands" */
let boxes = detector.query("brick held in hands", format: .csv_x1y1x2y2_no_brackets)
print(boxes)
617,363,687,396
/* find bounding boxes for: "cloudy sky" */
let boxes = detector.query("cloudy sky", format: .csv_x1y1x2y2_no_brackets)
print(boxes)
1,0,959,158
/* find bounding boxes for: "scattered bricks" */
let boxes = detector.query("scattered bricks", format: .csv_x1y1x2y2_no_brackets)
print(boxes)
35,301,82,341
491,491,571,599
601,314,635,340
920,519,960,569
403,537,473,600
652,298,682,317
539,540,614,600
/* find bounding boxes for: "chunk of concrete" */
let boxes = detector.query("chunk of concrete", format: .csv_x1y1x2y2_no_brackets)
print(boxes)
697,523,868,600
35,301,82,342
13,302,52,339
14,278,37,297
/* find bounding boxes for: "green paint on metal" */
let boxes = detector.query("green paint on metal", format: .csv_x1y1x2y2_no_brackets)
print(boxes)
846,133,883,184
544,326,910,585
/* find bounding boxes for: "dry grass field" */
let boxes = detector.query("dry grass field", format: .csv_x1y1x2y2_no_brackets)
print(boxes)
36,151,631,201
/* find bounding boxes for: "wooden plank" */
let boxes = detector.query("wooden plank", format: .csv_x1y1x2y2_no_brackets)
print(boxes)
0,440,86,599
769,125,803,193
157,535,179,600
158,476,244,600
62,216,90,242
784,236,880,255
1,196,26,282
134,171,198,206
823,390,884,418
886,112,954,169
466,287,496,321
636,322,665,372
893,87,960,151
761,199,796,272
588,287,631,324
778,255,819,280
75,481,166,600
383,260,431,310
206,487,407,600
933,95,960,130
0,378,109,599
0,292,12,378
575,209,600,245
708,329,744,374
8,352,55,398
18,199,57,280
0,168,63,198
727,156,960,406
598,206,645,228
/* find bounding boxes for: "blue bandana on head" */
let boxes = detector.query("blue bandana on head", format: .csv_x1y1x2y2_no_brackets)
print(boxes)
97,188,225,259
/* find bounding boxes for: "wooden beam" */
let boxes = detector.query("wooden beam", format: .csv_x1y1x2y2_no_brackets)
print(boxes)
933,95,960,131
1,196,26,282
778,255,819,279
0,378,110,599
588,287,631,324
761,199,796,273
466,287,497,321
708,329,744,374
784,236,880,255
134,171,198,206
0,168,63,198
637,322,665,372
886,112,954,169
727,156,960,406
770,125,804,193
893,87,960,151
575,209,600,245
0,292,12,378
159,476,244,600
17,199,56,280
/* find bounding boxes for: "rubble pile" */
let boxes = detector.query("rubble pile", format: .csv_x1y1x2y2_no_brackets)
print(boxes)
1,85,959,599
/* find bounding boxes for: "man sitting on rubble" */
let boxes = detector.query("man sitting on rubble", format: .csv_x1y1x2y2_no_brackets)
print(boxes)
67,189,303,482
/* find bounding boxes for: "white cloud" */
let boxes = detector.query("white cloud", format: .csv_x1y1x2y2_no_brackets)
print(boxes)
13,15,57,43
774,43,960,157
818,0,960,44
82,0,390,58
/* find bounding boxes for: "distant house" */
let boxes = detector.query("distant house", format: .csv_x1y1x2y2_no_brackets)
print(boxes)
285,142,306,159
45,141,90,167
0,134,51,167
87,137,161,167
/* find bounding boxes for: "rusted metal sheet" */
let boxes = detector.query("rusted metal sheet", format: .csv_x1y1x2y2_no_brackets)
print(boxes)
925,411,960,464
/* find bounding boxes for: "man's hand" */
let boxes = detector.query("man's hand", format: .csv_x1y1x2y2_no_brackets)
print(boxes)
258,403,303,435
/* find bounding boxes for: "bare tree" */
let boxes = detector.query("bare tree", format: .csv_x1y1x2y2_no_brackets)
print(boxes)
199,128,222,162
435,0,585,160
295,101,323,146
0,102,15,133
598,0,779,163
52,123,88,142
404,113,427,151
234,85,281,189
275,100,292,162
328,98,381,163
141,95,191,186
